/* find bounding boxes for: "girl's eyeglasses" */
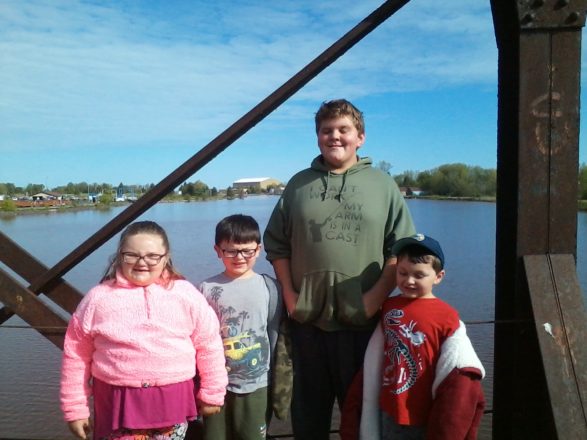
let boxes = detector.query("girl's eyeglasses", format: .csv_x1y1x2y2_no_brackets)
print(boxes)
220,248,258,258
121,252,167,266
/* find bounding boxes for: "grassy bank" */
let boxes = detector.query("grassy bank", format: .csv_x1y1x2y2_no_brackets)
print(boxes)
0,195,229,217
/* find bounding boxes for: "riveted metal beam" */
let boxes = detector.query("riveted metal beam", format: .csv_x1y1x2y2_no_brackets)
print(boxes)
517,0,587,29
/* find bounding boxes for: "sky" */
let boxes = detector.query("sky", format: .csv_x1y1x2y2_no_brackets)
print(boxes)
1,0,586,191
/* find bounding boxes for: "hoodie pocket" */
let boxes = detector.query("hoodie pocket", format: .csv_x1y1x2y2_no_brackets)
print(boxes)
293,271,368,327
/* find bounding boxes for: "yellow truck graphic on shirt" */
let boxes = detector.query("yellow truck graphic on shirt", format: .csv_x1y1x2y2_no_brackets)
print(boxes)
223,332,262,369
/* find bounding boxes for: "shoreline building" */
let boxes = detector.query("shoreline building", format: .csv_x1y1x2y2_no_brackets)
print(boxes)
232,177,281,192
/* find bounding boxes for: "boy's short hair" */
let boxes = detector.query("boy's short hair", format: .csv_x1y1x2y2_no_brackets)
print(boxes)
215,214,260,245
392,234,445,272
396,246,444,273
315,99,365,135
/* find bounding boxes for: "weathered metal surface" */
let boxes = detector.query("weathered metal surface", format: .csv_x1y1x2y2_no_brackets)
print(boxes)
524,254,587,438
517,0,587,29
0,268,67,349
517,31,552,253
0,231,83,325
26,0,411,298
491,0,586,438
516,29,580,255
548,30,581,253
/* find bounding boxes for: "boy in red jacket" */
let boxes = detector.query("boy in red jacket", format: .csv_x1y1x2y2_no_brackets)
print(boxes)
341,234,485,440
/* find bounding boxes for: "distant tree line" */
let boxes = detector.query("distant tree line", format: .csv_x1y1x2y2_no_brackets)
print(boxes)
391,163,497,198
580,163,587,200
178,180,217,199
0,181,153,197
384,161,586,199
3,162,587,201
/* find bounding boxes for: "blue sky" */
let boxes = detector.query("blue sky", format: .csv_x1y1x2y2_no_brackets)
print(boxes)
1,0,585,190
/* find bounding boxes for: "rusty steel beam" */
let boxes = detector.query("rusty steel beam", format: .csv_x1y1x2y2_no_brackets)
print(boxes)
0,231,83,324
26,0,411,297
524,254,587,438
0,268,67,349
491,0,587,438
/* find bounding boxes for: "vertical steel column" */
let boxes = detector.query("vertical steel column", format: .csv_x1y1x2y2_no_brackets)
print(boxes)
491,1,586,438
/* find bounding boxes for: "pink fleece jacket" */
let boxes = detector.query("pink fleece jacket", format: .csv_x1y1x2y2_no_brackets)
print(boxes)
60,272,227,422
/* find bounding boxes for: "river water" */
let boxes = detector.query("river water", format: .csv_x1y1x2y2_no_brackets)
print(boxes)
1,196,586,439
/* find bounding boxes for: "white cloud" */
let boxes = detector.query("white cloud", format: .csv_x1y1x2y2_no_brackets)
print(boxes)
0,0,496,157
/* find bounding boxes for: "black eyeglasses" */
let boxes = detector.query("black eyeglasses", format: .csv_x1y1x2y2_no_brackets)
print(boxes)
121,252,167,266
220,248,258,258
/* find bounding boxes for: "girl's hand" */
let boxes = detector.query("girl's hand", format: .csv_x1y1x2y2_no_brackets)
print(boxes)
68,418,91,439
198,402,222,416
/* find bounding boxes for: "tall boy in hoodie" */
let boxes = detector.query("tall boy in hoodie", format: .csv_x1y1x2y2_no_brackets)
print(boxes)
263,99,415,439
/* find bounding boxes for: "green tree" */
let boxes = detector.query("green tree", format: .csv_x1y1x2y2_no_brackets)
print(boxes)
25,183,45,195
394,171,418,187
0,198,17,212
179,182,192,196
0,183,17,195
179,180,209,198
98,192,114,205
53,182,79,195
192,180,209,197
401,163,496,197
376,160,392,175
579,163,587,199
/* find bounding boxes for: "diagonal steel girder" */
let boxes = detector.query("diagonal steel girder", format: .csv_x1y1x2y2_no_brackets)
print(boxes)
20,0,411,300
0,231,83,325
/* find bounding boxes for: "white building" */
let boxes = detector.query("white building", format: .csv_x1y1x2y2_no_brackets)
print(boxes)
232,177,281,191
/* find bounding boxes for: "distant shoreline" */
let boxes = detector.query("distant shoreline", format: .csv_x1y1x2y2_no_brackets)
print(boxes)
2,196,587,218
0,196,228,218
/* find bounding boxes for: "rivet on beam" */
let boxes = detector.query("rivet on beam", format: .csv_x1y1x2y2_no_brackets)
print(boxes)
566,11,580,23
521,12,536,24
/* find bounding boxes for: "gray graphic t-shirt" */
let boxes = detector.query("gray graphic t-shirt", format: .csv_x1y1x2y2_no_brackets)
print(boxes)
199,272,270,393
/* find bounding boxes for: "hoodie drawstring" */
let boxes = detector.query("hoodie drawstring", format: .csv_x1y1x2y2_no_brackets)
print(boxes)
338,172,347,202
322,172,331,201
321,170,347,202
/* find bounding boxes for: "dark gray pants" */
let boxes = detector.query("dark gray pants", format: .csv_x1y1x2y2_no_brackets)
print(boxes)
381,411,426,440
289,321,373,440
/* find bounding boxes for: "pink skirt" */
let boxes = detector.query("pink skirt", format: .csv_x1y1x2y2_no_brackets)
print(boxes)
93,377,198,440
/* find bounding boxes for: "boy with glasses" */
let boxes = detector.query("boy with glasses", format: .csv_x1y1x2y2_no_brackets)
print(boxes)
199,214,283,440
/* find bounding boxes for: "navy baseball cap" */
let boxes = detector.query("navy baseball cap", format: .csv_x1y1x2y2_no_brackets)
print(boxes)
391,233,445,269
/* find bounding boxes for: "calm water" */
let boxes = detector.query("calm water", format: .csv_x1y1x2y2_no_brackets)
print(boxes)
1,197,586,439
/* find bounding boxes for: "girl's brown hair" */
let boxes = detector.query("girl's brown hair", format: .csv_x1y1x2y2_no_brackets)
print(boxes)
101,220,184,287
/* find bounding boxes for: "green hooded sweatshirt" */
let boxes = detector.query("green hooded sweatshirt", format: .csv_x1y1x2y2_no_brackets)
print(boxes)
263,155,416,331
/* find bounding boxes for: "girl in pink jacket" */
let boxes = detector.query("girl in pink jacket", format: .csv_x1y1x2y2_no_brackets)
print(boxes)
60,221,227,440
